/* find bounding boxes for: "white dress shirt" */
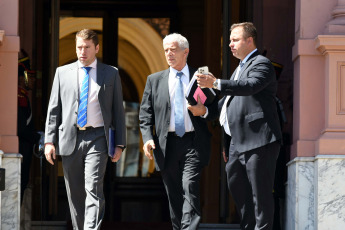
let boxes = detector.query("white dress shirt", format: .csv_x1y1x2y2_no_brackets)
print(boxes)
168,65,194,133
77,59,104,128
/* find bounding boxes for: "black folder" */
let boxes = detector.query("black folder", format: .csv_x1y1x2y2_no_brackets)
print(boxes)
185,73,216,106
108,128,116,157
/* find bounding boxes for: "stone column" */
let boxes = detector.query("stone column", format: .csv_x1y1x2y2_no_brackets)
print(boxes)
316,1,345,228
287,0,345,229
325,0,345,34
0,151,22,230
0,0,22,229
314,35,345,229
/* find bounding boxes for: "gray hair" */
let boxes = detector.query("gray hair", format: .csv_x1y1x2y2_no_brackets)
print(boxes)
163,33,189,50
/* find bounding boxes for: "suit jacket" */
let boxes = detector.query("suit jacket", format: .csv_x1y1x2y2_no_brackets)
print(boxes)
139,67,214,171
209,51,282,154
45,61,126,156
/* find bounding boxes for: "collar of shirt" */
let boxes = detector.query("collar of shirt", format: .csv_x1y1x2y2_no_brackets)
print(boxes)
169,64,189,80
168,64,190,96
241,48,257,65
77,58,97,70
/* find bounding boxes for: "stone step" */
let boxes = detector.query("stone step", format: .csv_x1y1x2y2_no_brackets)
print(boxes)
199,223,241,230
31,221,241,230
31,221,68,230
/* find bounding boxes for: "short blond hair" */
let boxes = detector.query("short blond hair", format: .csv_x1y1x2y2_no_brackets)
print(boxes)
75,29,99,46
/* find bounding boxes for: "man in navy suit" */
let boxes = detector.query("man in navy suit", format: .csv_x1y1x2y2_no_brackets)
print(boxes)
196,22,282,230
139,33,216,230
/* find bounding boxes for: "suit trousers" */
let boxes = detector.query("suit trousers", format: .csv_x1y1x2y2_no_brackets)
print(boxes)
62,127,108,230
161,132,202,230
226,141,280,230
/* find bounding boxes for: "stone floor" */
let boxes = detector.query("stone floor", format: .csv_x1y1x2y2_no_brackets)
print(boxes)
31,221,241,230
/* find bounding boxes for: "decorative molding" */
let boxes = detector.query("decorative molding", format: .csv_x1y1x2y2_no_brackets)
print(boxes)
0,30,4,46
325,0,345,34
337,62,345,114
315,35,345,54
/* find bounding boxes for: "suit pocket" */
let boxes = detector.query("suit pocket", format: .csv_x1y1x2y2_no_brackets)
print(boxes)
103,84,114,100
245,111,264,123
246,112,265,132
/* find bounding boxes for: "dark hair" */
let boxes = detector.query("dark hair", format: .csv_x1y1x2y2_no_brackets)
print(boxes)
75,29,99,46
230,22,257,46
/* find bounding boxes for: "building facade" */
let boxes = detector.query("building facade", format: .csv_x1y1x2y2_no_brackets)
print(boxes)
0,0,345,229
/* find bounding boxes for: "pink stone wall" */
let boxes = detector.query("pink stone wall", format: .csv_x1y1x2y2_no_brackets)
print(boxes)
292,0,345,158
0,0,20,153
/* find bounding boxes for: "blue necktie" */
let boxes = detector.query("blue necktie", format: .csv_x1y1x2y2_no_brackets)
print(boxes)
77,66,92,128
175,72,185,137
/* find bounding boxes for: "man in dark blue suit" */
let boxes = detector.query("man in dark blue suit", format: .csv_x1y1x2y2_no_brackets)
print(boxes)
196,22,282,230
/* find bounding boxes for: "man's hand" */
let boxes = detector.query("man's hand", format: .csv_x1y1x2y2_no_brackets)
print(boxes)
187,96,207,116
196,73,217,88
44,143,56,165
143,140,155,160
111,147,123,163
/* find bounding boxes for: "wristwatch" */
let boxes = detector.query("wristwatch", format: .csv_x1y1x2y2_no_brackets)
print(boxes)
212,80,218,89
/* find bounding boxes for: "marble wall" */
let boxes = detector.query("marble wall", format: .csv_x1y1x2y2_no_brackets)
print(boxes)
286,156,345,230
286,157,314,230
315,156,345,229
0,151,22,230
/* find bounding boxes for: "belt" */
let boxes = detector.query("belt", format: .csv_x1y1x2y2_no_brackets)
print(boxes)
78,126,103,131
168,131,195,137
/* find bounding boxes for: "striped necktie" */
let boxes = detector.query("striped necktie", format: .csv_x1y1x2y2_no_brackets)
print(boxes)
77,66,92,128
175,72,185,137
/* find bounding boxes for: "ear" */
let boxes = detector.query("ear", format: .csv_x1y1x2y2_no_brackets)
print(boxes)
247,37,253,45
95,44,100,54
184,48,189,56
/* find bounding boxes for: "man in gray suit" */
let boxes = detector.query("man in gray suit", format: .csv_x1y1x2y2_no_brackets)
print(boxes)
139,33,216,230
197,22,282,230
44,29,126,230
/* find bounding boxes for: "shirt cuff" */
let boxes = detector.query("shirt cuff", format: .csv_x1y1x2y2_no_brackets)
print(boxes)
201,107,209,118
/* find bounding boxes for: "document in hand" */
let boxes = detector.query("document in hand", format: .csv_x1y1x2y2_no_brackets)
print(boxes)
185,73,216,106
108,128,116,157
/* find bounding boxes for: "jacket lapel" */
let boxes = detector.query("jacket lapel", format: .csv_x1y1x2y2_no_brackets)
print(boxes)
96,61,104,95
70,62,79,101
159,69,171,107
188,67,197,81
